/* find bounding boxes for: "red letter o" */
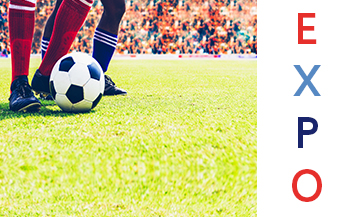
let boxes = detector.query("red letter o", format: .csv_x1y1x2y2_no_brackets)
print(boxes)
292,169,322,202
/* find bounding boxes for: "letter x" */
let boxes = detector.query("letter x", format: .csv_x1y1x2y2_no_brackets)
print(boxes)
294,65,320,96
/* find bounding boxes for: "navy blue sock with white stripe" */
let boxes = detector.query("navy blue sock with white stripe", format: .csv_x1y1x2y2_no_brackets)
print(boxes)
41,37,50,59
92,28,117,73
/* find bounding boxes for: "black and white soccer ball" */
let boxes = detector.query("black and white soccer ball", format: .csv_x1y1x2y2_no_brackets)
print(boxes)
50,52,105,112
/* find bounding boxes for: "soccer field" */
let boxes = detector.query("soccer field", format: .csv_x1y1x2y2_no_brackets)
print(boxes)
0,59,257,216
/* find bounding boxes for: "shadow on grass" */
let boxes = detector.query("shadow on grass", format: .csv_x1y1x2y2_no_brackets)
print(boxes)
0,100,94,121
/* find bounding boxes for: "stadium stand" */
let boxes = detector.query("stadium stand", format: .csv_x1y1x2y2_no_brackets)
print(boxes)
0,0,257,56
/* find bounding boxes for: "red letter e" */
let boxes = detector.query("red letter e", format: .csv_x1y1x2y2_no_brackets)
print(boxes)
298,13,316,44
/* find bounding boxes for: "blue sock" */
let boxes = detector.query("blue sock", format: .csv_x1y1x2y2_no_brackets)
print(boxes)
92,28,118,73
41,37,50,59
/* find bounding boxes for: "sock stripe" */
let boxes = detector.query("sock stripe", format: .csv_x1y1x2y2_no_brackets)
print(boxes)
10,0,35,7
24,0,36,4
9,4,35,11
77,0,93,7
94,34,117,46
41,39,48,59
95,30,118,42
94,37,117,48
95,28,118,38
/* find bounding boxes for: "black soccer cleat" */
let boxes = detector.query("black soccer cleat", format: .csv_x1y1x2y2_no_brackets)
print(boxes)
31,69,50,95
104,74,127,96
9,76,41,112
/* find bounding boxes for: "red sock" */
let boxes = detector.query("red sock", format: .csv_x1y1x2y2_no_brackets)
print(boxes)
9,0,35,83
39,0,93,76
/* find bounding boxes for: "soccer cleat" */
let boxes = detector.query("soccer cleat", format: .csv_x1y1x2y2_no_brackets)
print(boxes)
104,74,127,96
9,76,41,112
31,69,51,95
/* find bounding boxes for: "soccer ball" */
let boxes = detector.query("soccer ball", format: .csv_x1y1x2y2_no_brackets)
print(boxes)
49,52,105,112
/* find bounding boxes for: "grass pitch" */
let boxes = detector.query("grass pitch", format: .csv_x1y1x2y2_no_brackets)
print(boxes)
0,58,257,216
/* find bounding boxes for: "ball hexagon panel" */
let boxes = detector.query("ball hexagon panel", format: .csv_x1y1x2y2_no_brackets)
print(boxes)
68,63,90,86
52,71,71,94
66,84,84,104
59,56,75,72
72,100,92,112
55,94,73,112
92,93,103,109
87,62,102,81
84,79,101,101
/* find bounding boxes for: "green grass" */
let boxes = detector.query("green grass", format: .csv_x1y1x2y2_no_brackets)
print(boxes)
0,58,257,216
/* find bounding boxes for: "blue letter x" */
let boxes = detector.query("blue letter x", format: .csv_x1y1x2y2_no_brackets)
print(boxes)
294,65,320,96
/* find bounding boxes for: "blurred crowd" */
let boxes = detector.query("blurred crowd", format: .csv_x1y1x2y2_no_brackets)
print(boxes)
0,0,257,56
0,0,9,57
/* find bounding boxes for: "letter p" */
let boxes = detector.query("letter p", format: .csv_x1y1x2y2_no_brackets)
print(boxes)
298,117,318,148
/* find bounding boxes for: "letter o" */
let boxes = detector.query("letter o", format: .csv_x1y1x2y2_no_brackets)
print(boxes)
292,169,322,202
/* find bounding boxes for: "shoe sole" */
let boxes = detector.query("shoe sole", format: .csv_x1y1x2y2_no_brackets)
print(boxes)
18,102,41,112
104,93,128,96
38,93,54,101
34,91,51,100
34,90,50,95
104,94,128,96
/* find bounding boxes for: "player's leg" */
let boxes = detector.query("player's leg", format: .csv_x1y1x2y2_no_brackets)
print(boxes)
8,0,41,111
31,0,94,95
41,0,63,59
93,0,127,95
37,0,62,100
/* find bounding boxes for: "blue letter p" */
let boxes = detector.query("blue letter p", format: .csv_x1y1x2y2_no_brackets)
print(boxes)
298,117,318,148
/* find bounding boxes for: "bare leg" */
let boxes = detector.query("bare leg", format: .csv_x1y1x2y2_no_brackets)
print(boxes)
42,0,63,39
97,0,126,34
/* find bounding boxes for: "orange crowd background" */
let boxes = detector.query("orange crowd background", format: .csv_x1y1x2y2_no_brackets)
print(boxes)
0,0,257,57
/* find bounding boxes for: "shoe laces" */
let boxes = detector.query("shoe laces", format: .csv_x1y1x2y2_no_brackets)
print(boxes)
105,75,116,87
17,81,33,98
